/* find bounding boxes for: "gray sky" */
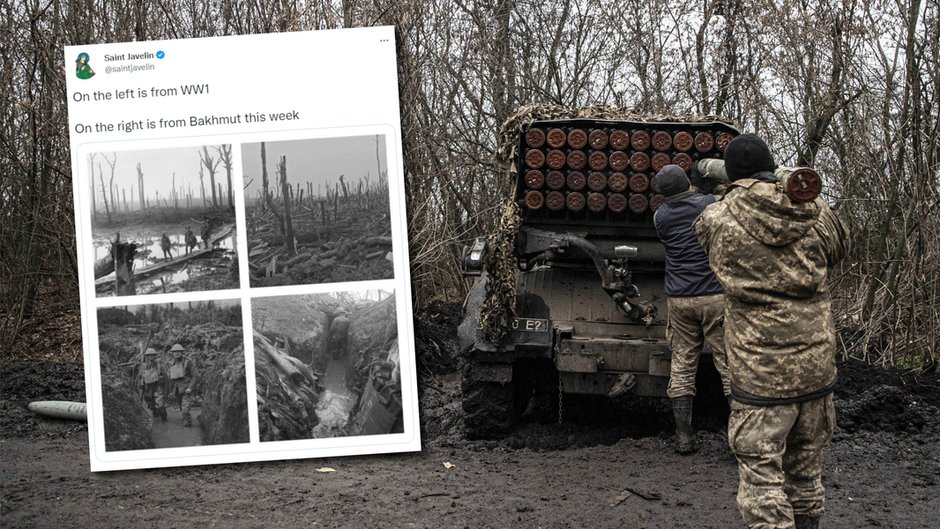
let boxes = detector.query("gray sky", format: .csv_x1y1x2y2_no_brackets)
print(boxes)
86,145,232,201
241,135,386,198
124,298,241,314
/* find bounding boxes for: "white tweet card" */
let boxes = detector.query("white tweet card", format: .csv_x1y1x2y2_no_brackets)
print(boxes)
64,26,420,471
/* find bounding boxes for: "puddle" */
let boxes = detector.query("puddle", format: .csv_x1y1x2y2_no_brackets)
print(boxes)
94,229,236,292
311,390,357,438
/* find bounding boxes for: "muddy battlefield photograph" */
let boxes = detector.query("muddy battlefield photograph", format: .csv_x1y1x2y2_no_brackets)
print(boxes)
242,136,394,288
89,145,239,297
251,290,402,441
96,300,249,451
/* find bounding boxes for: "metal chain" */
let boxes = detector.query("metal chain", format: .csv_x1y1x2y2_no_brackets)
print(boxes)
557,375,564,424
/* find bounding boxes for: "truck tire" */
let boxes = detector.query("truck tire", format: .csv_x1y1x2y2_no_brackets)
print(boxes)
461,362,517,439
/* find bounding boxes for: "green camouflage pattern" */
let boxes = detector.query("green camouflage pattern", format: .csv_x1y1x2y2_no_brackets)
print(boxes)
693,179,850,399
665,293,731,398
728,395,836,528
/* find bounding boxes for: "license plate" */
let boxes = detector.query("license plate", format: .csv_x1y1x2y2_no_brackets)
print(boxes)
512,318,550,333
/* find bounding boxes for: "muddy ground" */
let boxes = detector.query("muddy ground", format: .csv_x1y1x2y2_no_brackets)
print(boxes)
2,304,939,528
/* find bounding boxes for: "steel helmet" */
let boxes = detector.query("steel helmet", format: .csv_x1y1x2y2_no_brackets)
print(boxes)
170,343,185,353
144,348,158,356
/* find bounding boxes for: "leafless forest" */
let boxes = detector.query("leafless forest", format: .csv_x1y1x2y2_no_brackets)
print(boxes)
243,138,393,287
1,0,938,368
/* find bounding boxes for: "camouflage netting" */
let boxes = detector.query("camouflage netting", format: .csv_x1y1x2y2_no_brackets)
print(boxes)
480,200,520,344
200,346,250,445
481,104,739,344
102,373,154,452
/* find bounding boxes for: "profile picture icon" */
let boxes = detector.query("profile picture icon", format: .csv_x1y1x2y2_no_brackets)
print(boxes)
76,52,95,79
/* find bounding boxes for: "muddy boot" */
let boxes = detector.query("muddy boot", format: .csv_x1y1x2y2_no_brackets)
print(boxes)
182,412,192,427
159,407,167,422
794,515,819,529
672,396,696,454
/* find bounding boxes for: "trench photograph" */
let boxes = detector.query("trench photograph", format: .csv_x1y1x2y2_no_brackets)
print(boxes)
242,136,394,288
88,145,239,297
96,300,249,451
251,290,403,441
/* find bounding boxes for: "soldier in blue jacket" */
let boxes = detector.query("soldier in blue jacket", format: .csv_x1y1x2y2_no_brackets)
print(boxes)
653,164,731,454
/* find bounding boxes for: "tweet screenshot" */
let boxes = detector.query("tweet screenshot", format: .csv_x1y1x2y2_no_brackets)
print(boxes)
64,27,419,471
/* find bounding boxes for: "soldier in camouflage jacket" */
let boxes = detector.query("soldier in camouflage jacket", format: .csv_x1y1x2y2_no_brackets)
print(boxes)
694,134,850,529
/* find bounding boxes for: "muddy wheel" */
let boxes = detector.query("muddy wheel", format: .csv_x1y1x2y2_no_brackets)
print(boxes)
461,362,518,439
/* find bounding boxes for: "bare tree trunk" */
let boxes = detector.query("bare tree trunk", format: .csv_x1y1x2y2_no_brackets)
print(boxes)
98,164,111,224
261,142,269,212
113,240,136,296
278,155,296,256
137,163,146,212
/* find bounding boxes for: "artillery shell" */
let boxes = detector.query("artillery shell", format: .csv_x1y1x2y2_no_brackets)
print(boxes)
589,129,609,149
564,150,585,170
782,167,822,203
610,130,630,150
566,171,586,191
629,173,650,193
525,170,545,190
628,193,649,214
547,128,567,148
525,128,546,148
588,151,608,171
566,192,586,212
673,153,693,173
546,191,566,211
545,170,566,190
651,152,671,172
652,131,672,151
694,132,714,153
568,128,587,149
716,132,735,152
524,190,544,210
608,193,628,213
608,172,628,192
525,149,545,169
587,192,607,213
541,148,562,170
588,171,607,192
610,151,629,171
650,193,665,212
631,131,650,151
630,152,650,172
673,131,693,152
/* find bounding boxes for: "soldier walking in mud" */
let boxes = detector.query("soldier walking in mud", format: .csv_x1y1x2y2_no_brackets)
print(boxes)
168,344,196,427
160,233,172,261
138,348,167,421
330,310,351,360
184,226,198,255
694,134,850,529
650,164,730,454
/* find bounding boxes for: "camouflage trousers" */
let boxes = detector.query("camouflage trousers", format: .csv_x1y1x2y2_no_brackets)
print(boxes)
665,294,731,398
729,394,836,529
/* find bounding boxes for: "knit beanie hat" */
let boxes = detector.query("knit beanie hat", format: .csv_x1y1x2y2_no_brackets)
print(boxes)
653,164,690,197
724,133,776,181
